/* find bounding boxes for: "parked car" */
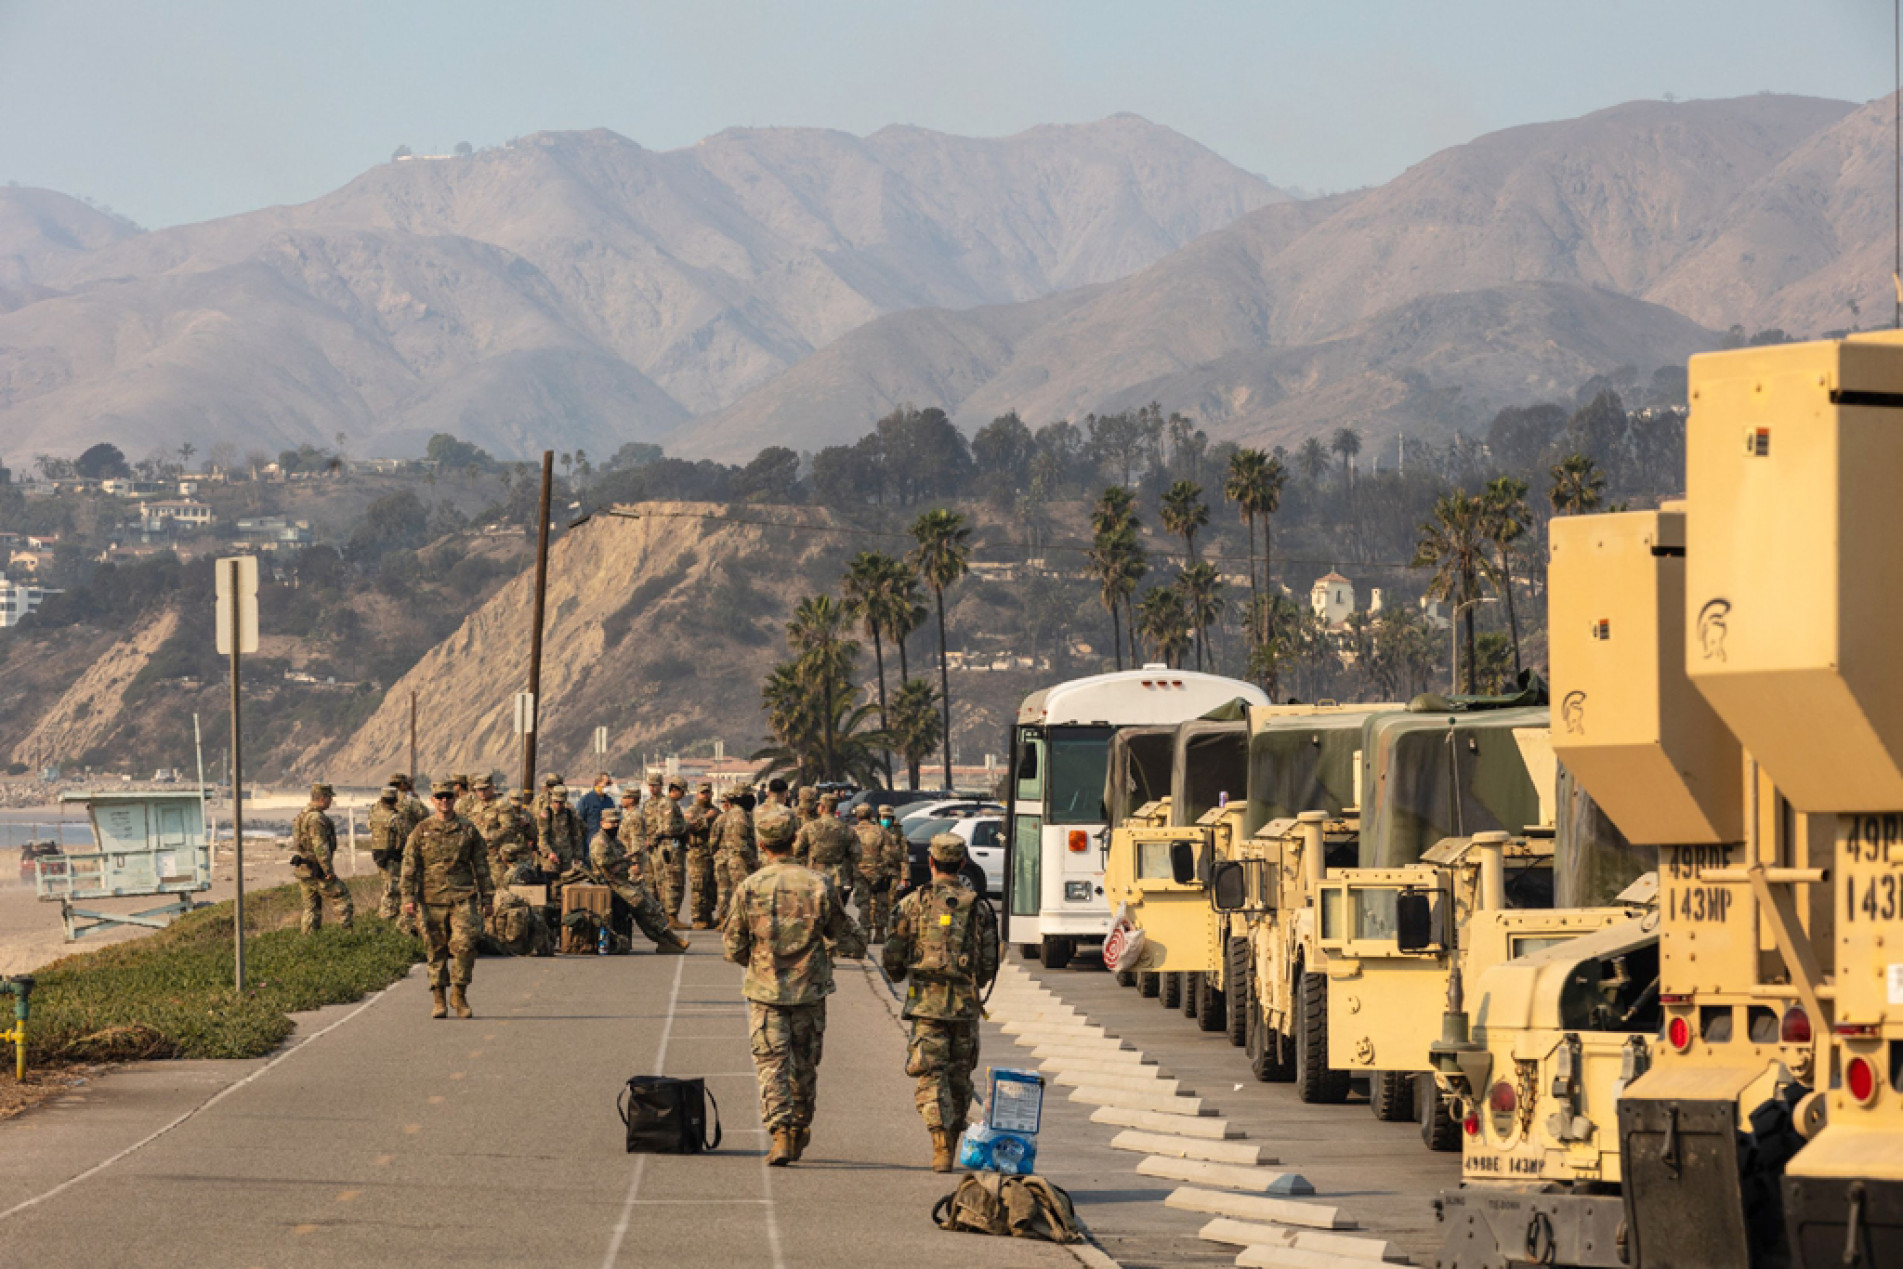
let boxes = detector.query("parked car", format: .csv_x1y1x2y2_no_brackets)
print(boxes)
899,814,1003,897
838,788,952,818
899,798,1004,824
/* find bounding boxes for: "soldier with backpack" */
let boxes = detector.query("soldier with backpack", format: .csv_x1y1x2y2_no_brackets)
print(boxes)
882,832,1000,1172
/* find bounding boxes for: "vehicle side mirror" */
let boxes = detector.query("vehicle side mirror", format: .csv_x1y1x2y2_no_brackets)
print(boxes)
1396,890,1435,952
1169,840,1197,886
1211,861,1246,911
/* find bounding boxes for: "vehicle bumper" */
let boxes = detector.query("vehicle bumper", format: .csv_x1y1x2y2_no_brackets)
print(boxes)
1785,1172,1903,1267
1435,1187,1626,1269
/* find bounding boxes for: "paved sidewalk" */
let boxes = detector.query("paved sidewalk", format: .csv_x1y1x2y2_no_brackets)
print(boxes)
0,945,1079,1269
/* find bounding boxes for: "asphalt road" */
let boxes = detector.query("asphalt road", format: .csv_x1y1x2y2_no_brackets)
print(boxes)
0,942,1078,1269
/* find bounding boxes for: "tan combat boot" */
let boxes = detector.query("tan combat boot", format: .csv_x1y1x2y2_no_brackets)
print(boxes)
766,1128,796,1167
660,931,690,954
449,985,472,1019
791,1127,810,1161
430,988,448,1019
930,1129,955,1173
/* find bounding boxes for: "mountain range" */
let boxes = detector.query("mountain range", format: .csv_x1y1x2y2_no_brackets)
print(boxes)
2,93,1893,464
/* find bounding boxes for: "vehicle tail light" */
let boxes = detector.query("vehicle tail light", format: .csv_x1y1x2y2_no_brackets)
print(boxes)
1779,1005,1811,1045
1667,1015,1692,1053
1068,830,1087,853
1462,1113,1479,1136
1836,1023,1880,1037
1487,1081,1516,1114
1847,1055,1879,1106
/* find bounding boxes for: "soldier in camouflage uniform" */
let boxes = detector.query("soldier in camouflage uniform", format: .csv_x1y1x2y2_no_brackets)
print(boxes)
487,863,554,957
852,804,897,942
451,774,475,817
391,773,428,837
794,785,819,834
291,783,355,934
468,775,534,892
879,806,911,904
589,808,690,953
644,775,689,925
367,784,411,928
883,832,1000,1170
536,786,586,872
402,780,494,1019
709,790,760,926
724,804,866,1166
792,793,859,898
683,783,719,929
530,772,564,817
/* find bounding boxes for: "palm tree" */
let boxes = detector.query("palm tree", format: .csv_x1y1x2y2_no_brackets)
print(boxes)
1413,491,1491,693
1089,524,1145,670
910,508,971,789
786,594,857,780
1136,586,1192,668
1330,427,1362,490
1297,437,1329,485
1176,562,1225,672
1481,476,1530,674
1223,449,1286,679
1160,479,1208,563
889,678,942,790
753,699,892,787
177,442,196,472
1549,453,1606,515
841,551,907,778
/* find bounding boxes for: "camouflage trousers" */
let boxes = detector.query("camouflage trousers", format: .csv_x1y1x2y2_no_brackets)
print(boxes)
421,898,481,988
906,1017,979,1133
604,877,681,950
748,1000,826,1131
657,841,686,917
299,875,355,934
856,873,893,936
712,850,756,925
686,845,717,925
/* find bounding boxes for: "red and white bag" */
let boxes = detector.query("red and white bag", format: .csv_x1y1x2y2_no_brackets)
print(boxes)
1102,903,1147,973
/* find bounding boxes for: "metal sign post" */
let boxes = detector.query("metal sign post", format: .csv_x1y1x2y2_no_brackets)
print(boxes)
521,451,554,792
215,555,259,991
593,726,607,759
515,691,535,792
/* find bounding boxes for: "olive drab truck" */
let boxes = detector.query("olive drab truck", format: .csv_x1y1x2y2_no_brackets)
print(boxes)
1102,703,1387,1039
1004,667,1268,969
1674,334,1903,1267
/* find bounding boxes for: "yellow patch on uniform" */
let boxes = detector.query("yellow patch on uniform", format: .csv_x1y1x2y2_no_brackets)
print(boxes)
939,914,953,926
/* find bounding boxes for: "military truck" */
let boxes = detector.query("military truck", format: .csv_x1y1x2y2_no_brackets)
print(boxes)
1669,334,1903,1266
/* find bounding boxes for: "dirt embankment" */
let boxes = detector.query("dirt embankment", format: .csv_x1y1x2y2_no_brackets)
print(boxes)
10,611,179,771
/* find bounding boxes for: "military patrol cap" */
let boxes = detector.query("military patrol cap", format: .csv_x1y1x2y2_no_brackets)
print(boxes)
389,772,411,787
929,833,967,865
509,789,529,805
697,782,714,796
718,789,735,805
454,773,470,786
755,805,796,846
550,785,569,802
647,772,663,787
430,779,456,797
601,807,622,826
619,787,638,801
668,778,685,793
854,804,873,819
380,784,398,800
310,782,334,798
818,792,839,809
797,786,817,805
473,774,495,791
543,772,564,787
878,804,896,817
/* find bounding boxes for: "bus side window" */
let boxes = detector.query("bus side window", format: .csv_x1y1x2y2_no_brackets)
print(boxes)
1016,733,1044,804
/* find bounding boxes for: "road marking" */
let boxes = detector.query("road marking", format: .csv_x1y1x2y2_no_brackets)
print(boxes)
449,1072,466,1081
336,1190,360,1203
601,955,683,1269
293,1224,318,1236
0,982,397,1225
427,1096,446,1105
372,1155,394,1167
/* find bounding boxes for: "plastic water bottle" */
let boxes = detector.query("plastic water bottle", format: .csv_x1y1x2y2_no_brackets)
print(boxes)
597,926,610,955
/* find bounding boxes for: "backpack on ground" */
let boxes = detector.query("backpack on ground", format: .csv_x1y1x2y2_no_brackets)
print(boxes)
617,1076,723,1154
932,1172,1083,1244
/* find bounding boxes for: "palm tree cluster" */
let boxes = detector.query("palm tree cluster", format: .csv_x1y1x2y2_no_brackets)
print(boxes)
1410,478,1532,693
1222,448,1287,696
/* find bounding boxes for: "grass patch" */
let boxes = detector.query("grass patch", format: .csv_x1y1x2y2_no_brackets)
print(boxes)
24,878,419,1065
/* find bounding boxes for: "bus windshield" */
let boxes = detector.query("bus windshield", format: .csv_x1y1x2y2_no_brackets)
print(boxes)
1046,727,1112,824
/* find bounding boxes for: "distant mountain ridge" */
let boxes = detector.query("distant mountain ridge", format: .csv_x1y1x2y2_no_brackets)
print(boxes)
0,116,1283,459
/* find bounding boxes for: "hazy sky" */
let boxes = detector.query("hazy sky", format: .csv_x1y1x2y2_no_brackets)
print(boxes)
0,0,1893,228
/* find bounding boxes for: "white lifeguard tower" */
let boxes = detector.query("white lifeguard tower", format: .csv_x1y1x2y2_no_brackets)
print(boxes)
34,791,213,940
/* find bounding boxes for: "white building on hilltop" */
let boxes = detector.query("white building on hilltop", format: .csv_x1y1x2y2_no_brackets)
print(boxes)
1309,571,1356,627
0,573,58,627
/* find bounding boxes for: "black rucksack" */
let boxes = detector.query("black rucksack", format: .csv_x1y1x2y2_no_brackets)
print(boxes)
618,1076,723,1154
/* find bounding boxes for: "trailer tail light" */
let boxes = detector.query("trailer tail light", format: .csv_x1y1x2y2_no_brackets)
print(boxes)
1067,830,1088,853
1779,1006,1812,1046
1487,1081,1516,1114
1667,1015,1692,1053
1847,1055,1879,1106
1462,1113,1479,1137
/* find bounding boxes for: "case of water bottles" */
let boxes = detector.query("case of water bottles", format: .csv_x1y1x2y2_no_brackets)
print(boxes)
956,1067,1044,1175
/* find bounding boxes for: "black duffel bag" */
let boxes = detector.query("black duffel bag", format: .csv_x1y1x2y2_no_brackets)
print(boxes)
618,1076,723,1154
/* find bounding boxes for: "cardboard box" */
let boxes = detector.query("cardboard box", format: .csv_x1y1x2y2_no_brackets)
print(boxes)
509,884,550,907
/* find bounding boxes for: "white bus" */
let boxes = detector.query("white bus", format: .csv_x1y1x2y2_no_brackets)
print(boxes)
1003,665,1269,968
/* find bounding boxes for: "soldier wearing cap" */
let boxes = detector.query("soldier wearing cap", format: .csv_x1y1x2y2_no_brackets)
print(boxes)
402,779,494,1019
368,782,413,932
644,774,689,926
537,785,585,872
589,806,690,954
531,772,565,817
794,785,819,832
292,782,355,934
710,789,759,926
683,782,720,929
468,774,533,892
792,793,859,904
725,803,866,1166
391,773,428,835
852,804,898,942
451,773,475,818
883,832,1000,1170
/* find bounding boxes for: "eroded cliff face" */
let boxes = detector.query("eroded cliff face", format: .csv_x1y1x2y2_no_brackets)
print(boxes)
326,502,837,785
10,611,179,770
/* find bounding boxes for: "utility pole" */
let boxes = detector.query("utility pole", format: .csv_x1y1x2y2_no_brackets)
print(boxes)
409,690,418,784
521,451,554,791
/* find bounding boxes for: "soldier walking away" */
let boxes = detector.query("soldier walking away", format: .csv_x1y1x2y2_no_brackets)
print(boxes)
402,780,494,1019
683,783,719,929
724,805,866,1166
537,786,585,872
645,775,689,926
589,807,689,953
879,806,910,907
368,783,412,931
792,792,859,898
292,783,356,934
883,833,1000,1171
794,785,819,833
852,804,895,942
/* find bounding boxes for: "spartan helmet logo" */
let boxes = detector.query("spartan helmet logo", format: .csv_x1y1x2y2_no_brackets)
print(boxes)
1561,691,1587,735
1697,599,1731,663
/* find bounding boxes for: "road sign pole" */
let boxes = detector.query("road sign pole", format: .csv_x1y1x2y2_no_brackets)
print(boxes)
227,557,245,992
409,690,418,786
521,450,554,792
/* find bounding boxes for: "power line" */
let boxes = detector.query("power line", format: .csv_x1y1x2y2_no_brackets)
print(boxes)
576,504,1425,572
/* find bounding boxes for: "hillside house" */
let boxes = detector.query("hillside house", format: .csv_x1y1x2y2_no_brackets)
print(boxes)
139,499,215,533
0,573,58,627
234,517,313,549
1310,572,1356,627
